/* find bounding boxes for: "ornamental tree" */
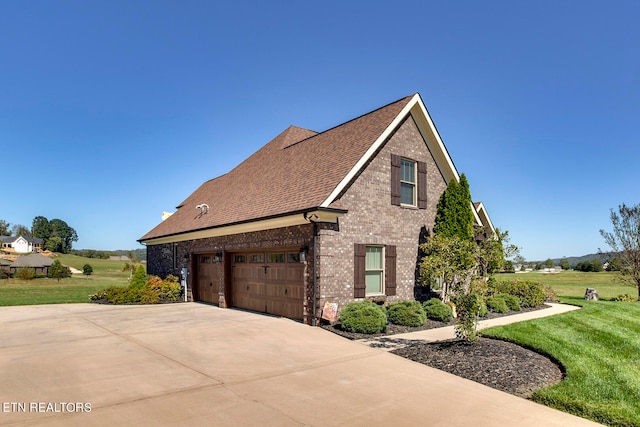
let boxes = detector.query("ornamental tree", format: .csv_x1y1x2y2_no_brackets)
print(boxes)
600,203,640,301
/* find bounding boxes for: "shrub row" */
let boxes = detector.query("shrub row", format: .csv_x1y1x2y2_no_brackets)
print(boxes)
339,299,454,334
338,280,549,334
91,270,181,305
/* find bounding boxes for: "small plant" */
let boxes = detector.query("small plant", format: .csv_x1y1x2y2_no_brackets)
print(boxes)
486,295,509,313
423,298,453,322
339,301,387,334
387,300,427,327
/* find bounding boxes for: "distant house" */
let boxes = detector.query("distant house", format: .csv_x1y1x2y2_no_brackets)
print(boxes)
140,93,495,325
0,235,44,253
10,253,54,276
108,255,131,261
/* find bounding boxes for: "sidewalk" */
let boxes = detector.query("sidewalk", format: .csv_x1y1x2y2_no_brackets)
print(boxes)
357,303,580,350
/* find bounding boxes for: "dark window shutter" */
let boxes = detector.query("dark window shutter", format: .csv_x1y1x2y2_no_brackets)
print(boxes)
391,154,401,206
354,244,366,298
418,161,427,209
385,245,396,296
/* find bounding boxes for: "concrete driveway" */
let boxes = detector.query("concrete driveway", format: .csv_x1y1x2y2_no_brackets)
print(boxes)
0,303,601,426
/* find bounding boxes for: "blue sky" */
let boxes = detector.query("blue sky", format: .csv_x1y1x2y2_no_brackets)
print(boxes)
2,1,638,261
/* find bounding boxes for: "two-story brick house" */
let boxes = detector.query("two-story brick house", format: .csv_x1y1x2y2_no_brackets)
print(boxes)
139,93,494,325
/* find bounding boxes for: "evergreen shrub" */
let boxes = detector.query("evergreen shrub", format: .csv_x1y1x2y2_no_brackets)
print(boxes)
339,301,387,334
422,298,452,322
387,300,427,326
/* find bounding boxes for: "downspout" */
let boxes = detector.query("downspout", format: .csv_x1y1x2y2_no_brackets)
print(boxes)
312,220,318,326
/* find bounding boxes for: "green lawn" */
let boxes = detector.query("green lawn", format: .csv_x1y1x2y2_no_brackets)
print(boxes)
483,297,640,427
0,254,139,305
499,270,637,300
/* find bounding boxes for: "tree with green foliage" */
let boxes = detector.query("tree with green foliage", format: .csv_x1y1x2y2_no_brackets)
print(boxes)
544,258,555,269
433,174,475,241
10,224,31,237
0,220,10,236
48,260,70,282
600,203,640,301
560,258,570,270
606,257,623,272
32,216,51,240
32,217,78,253
82,264,93,278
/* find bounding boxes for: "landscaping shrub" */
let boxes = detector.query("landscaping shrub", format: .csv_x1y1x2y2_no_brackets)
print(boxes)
493,280,546,307
129,265,147,289
497,293,521,311
15,267,35,280
91,274,182,305
387,300,427,326
423,299,453,322
486,295,508,313
339,301,387,334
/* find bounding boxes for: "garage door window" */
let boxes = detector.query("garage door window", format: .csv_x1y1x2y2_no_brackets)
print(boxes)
267,253,285,263
248,253,264,263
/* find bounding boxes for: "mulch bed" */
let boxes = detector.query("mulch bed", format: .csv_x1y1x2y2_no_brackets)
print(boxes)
321,304,564,398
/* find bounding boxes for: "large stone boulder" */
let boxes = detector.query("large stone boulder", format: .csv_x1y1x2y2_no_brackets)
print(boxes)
584,288,599,301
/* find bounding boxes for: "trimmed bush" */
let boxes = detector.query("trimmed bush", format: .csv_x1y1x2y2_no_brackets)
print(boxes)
486,295,508,313
497,293,521,311
387,300,427,326
423,299,452,322
339,301,387,334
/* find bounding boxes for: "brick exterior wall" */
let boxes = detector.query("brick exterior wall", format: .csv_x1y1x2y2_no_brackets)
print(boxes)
146,114,448,324
316,115,447,312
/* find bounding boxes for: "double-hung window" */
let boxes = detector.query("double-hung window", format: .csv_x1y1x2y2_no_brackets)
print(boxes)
365,246,384,295
400,158,416,206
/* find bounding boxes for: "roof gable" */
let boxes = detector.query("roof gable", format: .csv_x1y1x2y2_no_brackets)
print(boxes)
141,95,414,242
139,93,492,243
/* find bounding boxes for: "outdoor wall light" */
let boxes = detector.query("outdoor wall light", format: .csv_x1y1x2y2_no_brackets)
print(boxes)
299,245,309,263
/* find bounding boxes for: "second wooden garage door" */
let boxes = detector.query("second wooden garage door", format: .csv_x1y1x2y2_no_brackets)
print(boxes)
231,251,304,320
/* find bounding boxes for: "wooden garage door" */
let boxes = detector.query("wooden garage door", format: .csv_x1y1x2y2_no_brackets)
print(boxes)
231,251,304,320
197,254,221,305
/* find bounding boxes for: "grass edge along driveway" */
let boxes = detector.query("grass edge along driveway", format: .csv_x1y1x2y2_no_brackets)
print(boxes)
482,297,640,427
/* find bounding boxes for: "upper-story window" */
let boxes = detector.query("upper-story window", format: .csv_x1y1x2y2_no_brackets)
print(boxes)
391,154,427,209
400,158,416,206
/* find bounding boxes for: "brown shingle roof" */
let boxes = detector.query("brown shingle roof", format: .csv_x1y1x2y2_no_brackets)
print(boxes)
11,253,54,267
140,95,414,242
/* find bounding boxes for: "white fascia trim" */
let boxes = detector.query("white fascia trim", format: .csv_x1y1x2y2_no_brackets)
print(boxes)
320,94,421,208
474,202,496,235
140,210,342,246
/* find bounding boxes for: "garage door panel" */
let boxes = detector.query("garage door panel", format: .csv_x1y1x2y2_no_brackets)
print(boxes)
231,251,305,320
